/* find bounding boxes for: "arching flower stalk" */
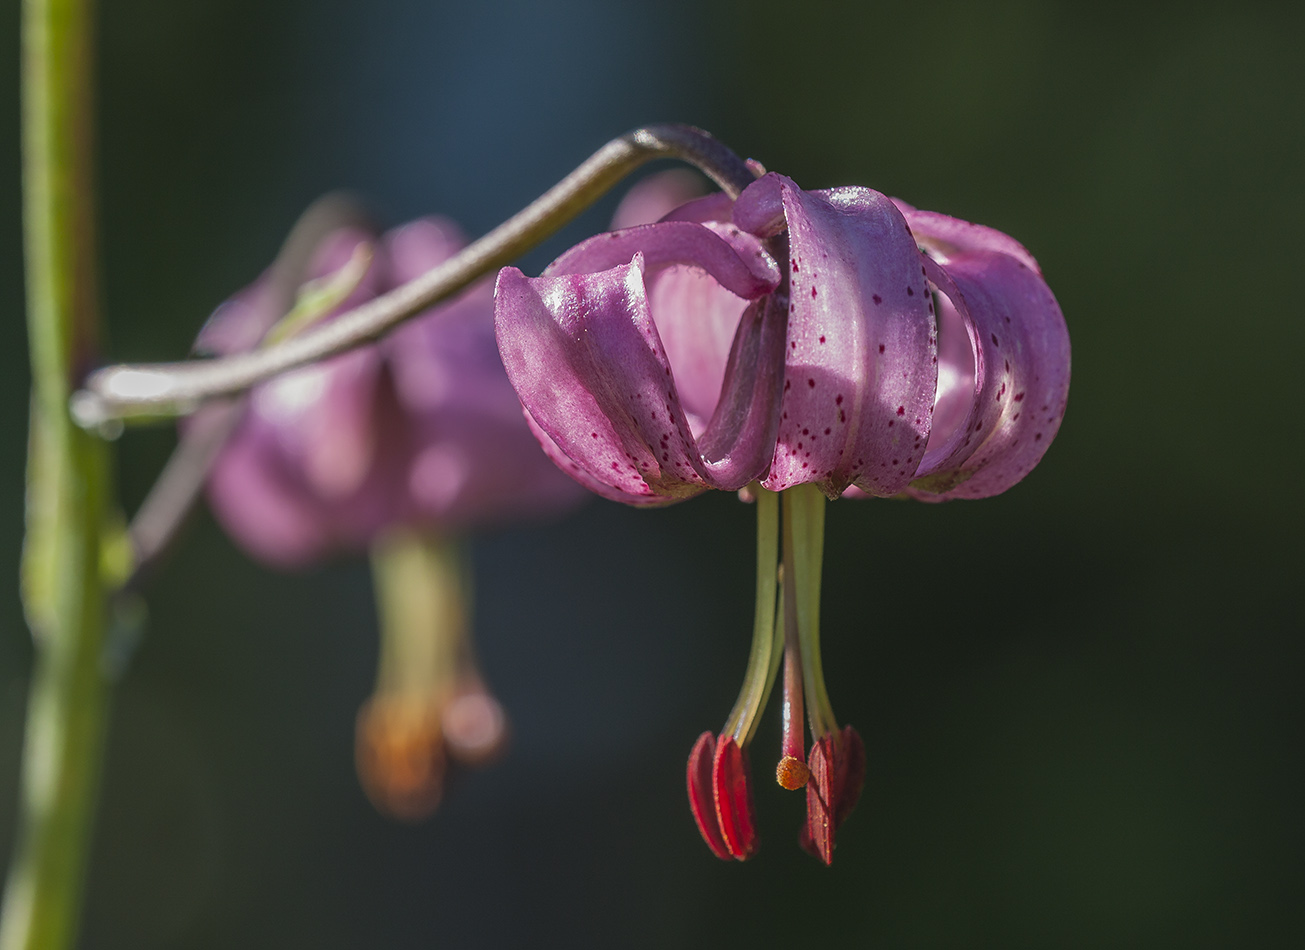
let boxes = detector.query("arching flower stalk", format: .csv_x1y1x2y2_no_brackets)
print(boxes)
495,170,1070,861
198,215,584,818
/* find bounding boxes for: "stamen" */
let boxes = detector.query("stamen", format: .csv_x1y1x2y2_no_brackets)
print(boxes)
723,488,782,746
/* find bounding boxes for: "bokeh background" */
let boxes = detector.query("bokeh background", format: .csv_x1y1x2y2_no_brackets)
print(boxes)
2,0,1302,946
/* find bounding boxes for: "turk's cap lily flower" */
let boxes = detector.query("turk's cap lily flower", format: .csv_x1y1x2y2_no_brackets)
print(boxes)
196,213,583,821
494,168,1068,861
494,171,1069,506
198,216,585,568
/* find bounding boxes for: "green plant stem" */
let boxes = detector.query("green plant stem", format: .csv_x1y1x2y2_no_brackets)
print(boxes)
2,1,110,948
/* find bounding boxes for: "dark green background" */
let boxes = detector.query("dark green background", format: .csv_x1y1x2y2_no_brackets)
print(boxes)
2,1,1301,946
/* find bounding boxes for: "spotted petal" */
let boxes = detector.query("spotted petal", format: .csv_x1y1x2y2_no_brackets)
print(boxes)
737,175,938,497
495,222,783,503
904,210,1070,499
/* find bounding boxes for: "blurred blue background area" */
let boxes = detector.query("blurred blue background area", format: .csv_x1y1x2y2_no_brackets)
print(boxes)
1,0,1302,946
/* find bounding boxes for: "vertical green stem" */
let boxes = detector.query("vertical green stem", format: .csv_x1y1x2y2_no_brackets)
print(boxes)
2,1,110,948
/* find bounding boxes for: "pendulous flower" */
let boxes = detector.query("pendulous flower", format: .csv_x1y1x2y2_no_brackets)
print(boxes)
198,214,584,819
495,169,1070,861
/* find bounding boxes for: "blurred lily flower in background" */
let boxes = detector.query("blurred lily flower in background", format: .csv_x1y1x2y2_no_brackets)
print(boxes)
196,215,585,818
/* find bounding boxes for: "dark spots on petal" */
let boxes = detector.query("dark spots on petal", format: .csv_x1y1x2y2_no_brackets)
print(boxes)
824,428,831,435
802,428,810,435
591,432,598,439
872,294,882,305
1035,432,1043,441
839,410,846,422
991,333,999,346
888,420,894,428
791,258,799,272
906,286,914,296
791,341,797,349
662,453,669,462
1013,412,1021,421
808,378,816,388
896,406,905,416
1013,392,1025,402
811,287,818,298
611,462,620,470
784,380,791,392
819,335,826,344
877,344,886,354
835,394,844,405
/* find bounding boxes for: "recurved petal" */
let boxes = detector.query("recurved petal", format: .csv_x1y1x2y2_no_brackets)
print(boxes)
903,213,1070,500
694,295,788,490
522,411,675,508
896,206,1042,274
494,259,711,503
249,348,384,503
752,177,937,497
205,409,334,567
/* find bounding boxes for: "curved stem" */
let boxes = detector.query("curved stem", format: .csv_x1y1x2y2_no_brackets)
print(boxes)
74,124,759,423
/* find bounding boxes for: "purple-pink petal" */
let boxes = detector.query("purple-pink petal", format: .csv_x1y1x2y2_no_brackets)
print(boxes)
205,216,585,567
494,259,710,504
751,176,938,497
903,210,1070,500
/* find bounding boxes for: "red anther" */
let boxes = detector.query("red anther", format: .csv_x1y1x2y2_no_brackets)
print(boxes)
800,724,866,864
687,732,732,860
712,736,758,860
